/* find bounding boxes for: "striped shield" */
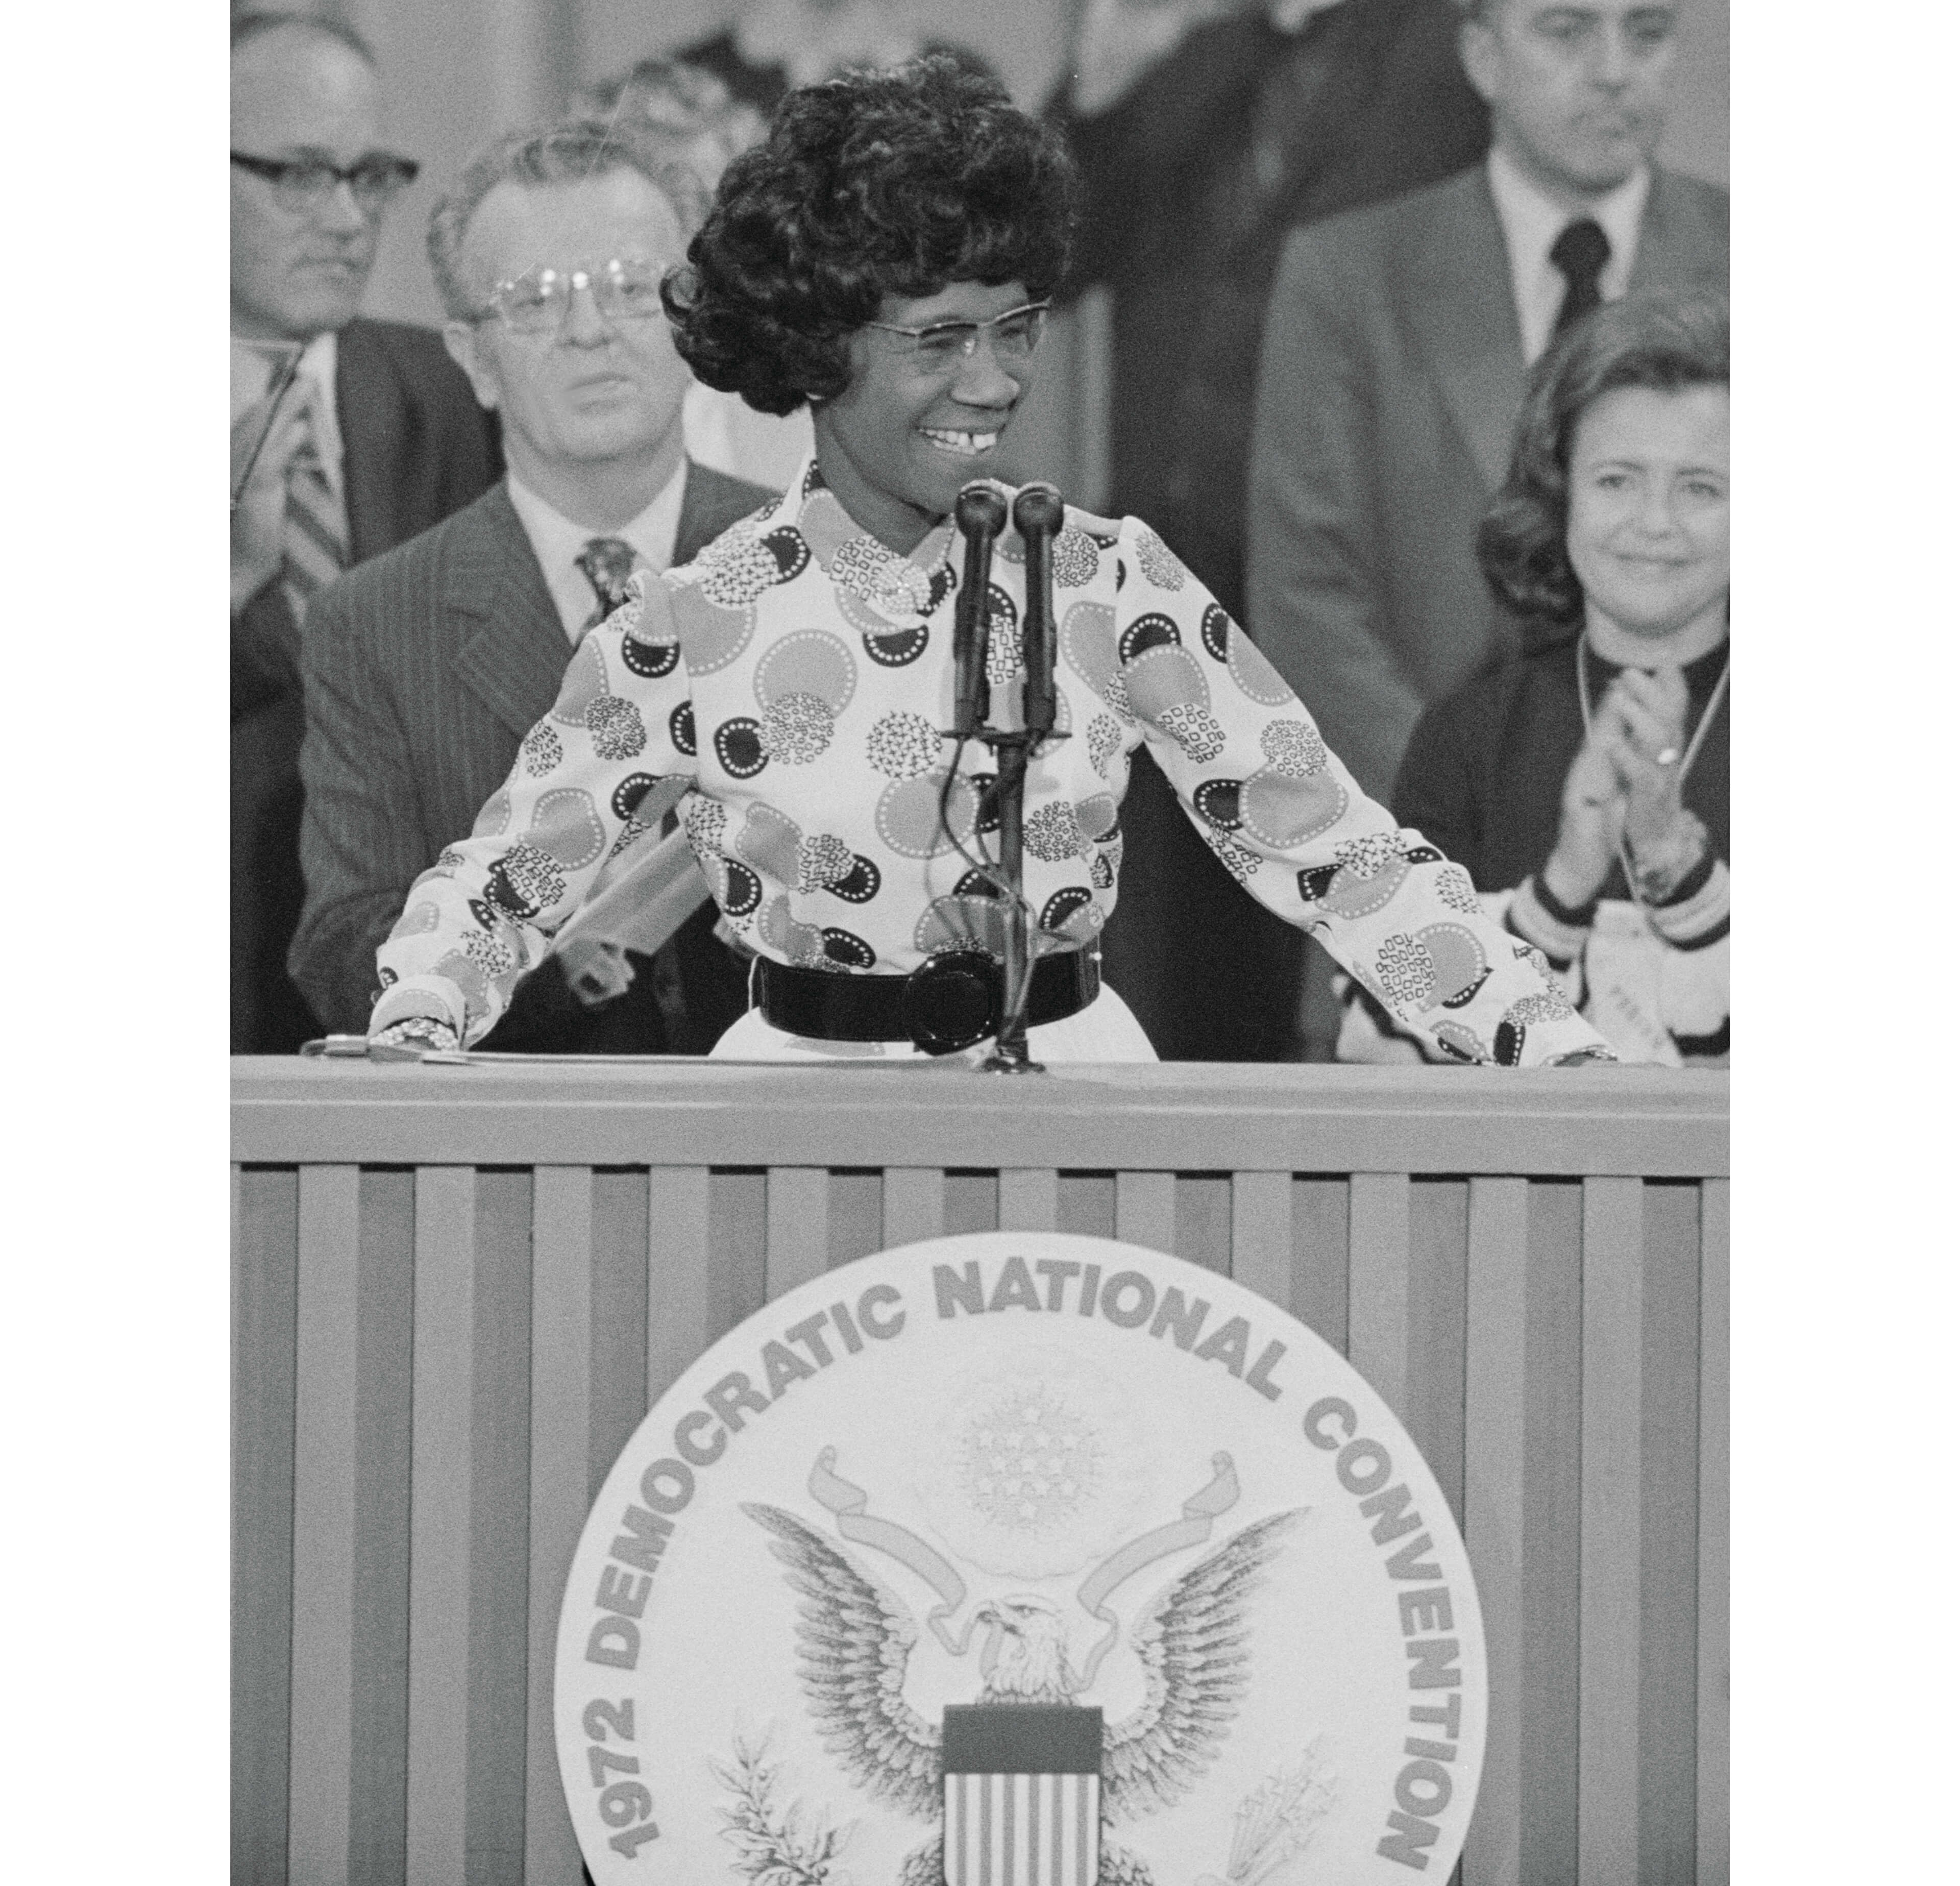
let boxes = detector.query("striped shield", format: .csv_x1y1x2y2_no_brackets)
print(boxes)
942,1704,1101,1886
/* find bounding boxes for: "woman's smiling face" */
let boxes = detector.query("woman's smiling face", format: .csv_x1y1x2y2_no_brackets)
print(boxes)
1565,382,1729,649
811,279,1038,553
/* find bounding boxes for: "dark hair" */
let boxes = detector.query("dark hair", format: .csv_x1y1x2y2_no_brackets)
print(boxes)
231,10,377,67
663,55,1077,416
1478,290,1729,635
427,120,710,321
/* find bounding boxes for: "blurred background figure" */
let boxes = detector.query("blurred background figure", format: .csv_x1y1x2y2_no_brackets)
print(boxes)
1248,0,1726,804
1351,290,1729,1065
1246,0,1725,1054
575,52,770,175
671,0,987,114
1054,0,1487,1061
231,10,500,1052
291,121,772,1052
574,55,813,490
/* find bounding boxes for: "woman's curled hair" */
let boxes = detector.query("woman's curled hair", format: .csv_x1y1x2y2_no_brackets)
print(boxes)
662,56,1078,415
1478,290,1729,637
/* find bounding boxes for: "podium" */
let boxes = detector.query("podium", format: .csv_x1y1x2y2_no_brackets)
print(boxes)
232,1059,1727,1884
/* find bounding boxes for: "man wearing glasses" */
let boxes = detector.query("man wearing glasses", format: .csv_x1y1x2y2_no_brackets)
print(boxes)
289,122,771,1056
231,12,500,1052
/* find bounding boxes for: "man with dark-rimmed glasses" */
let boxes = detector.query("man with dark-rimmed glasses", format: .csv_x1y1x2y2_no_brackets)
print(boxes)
230,12,500,1053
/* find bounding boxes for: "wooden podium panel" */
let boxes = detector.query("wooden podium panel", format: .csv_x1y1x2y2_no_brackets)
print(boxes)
232,1060,1728,1886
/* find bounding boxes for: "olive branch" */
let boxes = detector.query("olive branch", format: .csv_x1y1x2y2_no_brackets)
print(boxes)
710,1725,857,1886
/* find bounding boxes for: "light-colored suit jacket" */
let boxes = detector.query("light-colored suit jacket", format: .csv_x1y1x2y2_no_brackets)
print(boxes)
1245,162,1727,802
290,464,771,1034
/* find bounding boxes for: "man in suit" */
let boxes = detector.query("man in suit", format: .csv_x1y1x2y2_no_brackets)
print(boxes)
1056,0,1491,1062
231,13,501,1052
291,121,773,1050
1247,0,1727,806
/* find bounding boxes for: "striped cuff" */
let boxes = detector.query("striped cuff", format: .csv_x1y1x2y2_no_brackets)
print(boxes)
1647,858,1729,950
1508,874,1594,971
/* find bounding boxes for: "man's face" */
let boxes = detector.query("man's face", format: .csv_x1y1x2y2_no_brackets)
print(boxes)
231,29,386,340
445,170,694,486
1461,3,1680,200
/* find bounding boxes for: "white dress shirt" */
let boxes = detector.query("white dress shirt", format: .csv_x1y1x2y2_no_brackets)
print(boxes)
505,461,688,645
1486,145,1649,365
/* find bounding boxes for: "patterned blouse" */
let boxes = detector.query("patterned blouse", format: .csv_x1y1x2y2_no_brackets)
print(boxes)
371,462,1609,1066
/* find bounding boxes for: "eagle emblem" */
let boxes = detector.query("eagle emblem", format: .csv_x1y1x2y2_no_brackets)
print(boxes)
743,1446,1305,1886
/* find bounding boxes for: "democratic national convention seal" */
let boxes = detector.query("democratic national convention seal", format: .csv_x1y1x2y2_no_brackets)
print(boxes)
555,1232,1487,1882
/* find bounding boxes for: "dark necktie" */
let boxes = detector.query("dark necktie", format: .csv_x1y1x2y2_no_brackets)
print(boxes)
574,536,637,639
1549,218,1611,340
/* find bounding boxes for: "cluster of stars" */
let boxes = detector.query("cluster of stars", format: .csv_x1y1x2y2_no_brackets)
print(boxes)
959,1393,1101,1531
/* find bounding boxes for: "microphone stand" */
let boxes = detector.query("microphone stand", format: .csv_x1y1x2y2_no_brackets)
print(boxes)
979,482,1066,1074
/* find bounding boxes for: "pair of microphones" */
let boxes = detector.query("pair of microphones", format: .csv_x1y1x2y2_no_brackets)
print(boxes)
950,479,1063,743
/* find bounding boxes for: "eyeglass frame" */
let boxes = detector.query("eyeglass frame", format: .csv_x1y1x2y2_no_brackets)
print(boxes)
470,258,672,337
231,149,421,214
859,299,1052,366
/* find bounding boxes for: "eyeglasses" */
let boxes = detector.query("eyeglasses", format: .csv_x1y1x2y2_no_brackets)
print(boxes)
231,150,420,214
861,300,1051,371
480,259,668,335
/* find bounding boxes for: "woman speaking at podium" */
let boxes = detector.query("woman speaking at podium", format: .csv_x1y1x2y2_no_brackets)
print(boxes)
367,58,1610,1068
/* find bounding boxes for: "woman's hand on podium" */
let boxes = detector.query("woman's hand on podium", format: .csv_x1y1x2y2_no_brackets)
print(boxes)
370,1015,461,1058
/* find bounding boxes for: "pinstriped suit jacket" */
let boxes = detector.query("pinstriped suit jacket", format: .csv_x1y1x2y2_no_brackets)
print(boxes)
290,465,773,1035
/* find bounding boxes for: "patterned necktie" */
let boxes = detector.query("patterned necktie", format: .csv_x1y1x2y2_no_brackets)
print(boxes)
279,384,349,624
575,536,638,639
1549,218,1612,341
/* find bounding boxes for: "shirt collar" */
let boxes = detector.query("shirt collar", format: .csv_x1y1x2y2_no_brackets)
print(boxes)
1487,145,1650,360
505,459,690,645
1488,144,1649,275
780,456,960,581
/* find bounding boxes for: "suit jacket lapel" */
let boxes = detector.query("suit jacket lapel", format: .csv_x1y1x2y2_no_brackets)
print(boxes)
335,318,410,566
1407,170,1528,496
447,483,572,740
1628,170,1725,294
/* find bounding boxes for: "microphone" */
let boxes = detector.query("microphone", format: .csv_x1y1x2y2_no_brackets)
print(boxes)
1012,482,1064,740
952,481,1008,739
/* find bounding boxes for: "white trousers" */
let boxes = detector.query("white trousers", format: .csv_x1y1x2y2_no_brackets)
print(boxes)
708,984,1159,1064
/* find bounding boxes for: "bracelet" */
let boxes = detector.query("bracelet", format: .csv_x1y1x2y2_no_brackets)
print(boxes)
373,1015,460,1053
1629,810,1708,906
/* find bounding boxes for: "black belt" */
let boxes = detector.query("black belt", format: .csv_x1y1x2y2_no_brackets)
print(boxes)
756,947,1099,1055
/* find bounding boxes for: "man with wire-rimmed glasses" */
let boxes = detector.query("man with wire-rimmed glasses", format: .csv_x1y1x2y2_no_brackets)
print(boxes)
288,120,770,1057
230,11,500,1054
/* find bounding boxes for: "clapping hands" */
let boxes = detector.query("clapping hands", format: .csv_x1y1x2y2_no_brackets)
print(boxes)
1545,665,1690,908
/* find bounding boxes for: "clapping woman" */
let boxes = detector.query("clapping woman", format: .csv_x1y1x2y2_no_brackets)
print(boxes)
1377,292,1729,1065
366,58,1610,1067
